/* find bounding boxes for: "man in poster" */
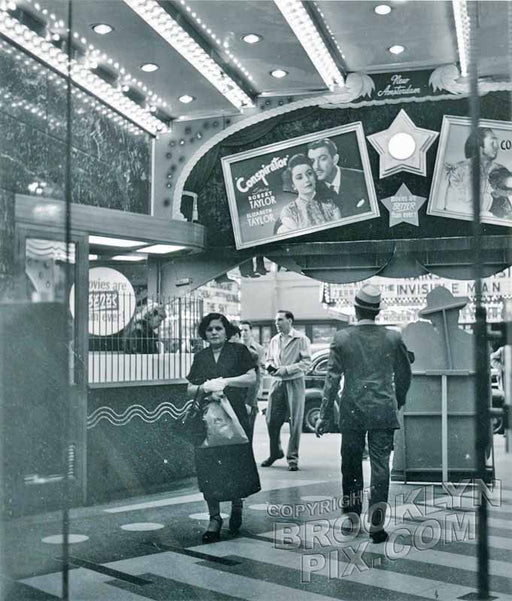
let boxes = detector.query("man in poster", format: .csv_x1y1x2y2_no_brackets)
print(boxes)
307,138,369,218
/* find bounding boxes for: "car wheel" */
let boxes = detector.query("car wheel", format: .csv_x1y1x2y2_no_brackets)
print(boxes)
303,402,321,433
492,414,505,435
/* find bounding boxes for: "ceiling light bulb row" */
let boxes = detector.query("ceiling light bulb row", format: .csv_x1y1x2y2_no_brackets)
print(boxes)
0,40,143,135
121,0,254,110
452,0,470,78
175,0,254,82
21,0,168,110
312,1,346,60
0,1,16,11
71,87,143,135
0,10,169,135
273,0,344,90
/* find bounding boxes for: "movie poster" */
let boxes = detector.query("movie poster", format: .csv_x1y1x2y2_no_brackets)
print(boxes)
221,123,379,249
428,115,512,227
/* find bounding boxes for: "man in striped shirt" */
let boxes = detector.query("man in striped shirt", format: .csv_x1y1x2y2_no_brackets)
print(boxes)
261,310,311,471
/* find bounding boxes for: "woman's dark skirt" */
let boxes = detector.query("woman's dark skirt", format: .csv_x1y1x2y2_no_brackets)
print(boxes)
195,443,260,501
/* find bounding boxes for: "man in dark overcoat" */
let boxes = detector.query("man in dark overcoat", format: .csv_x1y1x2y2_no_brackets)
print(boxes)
315,284,411,543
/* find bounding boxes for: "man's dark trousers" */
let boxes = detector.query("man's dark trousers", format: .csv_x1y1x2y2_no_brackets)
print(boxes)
341,428,394,530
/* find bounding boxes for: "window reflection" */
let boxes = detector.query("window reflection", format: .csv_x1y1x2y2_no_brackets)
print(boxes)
25,238,76,382
25,238,74,303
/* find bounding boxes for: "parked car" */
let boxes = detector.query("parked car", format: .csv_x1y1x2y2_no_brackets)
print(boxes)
491,366,505,435
259,348,341,433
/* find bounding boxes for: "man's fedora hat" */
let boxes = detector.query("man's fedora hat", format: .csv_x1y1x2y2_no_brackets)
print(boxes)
418,286,468,317
354,284,382,312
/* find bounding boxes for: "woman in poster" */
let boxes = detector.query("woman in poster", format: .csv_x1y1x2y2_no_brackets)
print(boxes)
277,153,341,234
186,313,260,542
442,127,503,214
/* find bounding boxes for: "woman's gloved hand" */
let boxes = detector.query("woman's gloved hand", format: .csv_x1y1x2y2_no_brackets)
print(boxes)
203,378,227,393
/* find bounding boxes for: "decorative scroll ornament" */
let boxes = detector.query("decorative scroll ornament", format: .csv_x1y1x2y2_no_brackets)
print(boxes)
381,184,426,227
429,64,469,95
319,73,375,107
367,109,439,178
428,64,511,95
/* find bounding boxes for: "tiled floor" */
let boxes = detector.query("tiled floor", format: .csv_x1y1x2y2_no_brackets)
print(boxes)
4,422,512,601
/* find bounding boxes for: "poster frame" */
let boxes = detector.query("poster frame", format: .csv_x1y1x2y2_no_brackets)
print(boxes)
221,121,379,250
427,114,512,227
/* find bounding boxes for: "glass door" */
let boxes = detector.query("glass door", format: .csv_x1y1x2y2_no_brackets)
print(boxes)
17,228,88,509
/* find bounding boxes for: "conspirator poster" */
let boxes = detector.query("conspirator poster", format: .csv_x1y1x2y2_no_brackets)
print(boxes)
221,123,379,250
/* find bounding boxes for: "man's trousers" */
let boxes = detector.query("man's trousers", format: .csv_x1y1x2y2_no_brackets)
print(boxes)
266,377,305,467
340,428,395,532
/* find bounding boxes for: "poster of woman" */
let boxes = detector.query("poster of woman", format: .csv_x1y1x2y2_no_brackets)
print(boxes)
427,115,512,226
221,122,379,250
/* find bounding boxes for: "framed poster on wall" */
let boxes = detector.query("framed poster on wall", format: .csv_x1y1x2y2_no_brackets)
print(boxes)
221,122,379,249
427,115,512,227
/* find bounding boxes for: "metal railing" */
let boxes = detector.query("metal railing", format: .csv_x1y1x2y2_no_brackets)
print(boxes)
88,293,204,384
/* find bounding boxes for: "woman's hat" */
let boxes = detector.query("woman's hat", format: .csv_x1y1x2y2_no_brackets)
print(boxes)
418,286,468,317
354,284,382,312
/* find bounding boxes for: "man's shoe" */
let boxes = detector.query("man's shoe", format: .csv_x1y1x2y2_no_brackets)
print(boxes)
370,530,389,544
288,465,299,471
261,452,284,467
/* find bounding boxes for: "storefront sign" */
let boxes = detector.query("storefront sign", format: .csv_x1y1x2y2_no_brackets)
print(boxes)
70,267,136,336
381,184,426,226
322,269,512,324
221,123,379,249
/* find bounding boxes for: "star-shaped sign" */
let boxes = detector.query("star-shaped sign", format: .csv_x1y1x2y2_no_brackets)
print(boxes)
367,109,438,178
381,184,426,227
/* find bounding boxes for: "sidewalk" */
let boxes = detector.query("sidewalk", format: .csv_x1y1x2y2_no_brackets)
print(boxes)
4,420,512,600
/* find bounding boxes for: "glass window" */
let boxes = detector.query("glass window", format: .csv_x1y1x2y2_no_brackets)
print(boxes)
261,326,272,346
25,238,76,382
312,324,338,345
25,238,75,303
251,327,261,345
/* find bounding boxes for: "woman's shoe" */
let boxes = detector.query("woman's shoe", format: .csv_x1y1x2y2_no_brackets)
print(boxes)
202,515,223,543
229,501,243,534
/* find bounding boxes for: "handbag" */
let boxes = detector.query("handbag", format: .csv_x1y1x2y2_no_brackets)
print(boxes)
200,394,249,448
175,389,207,446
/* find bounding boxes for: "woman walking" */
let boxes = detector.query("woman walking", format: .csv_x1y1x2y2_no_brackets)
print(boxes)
186,313,261,542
